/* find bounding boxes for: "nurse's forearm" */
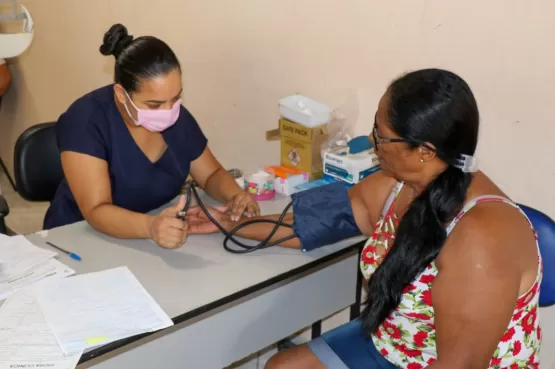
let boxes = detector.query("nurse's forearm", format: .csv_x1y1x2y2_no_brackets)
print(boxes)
87,204,152,239
223,213,301,249
202,167,243,203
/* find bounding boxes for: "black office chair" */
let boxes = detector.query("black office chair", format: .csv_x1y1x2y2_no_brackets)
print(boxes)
0,193,8,234
0,122,61,234
13,122,62,202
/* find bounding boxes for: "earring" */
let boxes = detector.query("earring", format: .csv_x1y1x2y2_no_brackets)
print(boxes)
420,158,424,163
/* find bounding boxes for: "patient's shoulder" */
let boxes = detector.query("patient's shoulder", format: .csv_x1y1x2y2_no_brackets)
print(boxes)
356,171,397,200
348,171,398,228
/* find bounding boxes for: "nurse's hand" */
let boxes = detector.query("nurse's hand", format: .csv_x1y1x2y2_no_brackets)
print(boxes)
227,192,260,221
148,196,189,249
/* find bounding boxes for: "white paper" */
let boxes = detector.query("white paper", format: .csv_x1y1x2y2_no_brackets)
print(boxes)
0,291,82,369
0,233,9,273
0,236,56,282
0,259,75,301
36,230,49,238
36,266,173,354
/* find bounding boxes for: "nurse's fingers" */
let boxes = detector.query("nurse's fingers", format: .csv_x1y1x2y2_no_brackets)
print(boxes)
158,238,183,249
165,226,186,239
174,195,186,212
160,196,186,216
164,217,187,231
230,199,247,222
158,230,187,249
246,201,260,217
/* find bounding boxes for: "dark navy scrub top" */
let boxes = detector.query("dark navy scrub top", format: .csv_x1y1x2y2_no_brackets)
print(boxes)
43,85,207,230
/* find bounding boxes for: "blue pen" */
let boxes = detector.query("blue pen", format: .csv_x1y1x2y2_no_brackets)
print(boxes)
46,242,82,262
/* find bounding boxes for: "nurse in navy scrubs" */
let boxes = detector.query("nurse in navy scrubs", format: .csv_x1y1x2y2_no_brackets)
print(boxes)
44,24,259,249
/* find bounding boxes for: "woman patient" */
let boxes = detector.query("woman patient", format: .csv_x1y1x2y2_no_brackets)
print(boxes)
188,69,542,368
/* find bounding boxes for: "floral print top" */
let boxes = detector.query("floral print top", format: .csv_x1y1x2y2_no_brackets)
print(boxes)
360,182,543,369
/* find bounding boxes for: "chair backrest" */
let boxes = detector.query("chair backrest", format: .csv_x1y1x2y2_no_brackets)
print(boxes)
0,194,9,234
518,204,555,307
13,122,62,202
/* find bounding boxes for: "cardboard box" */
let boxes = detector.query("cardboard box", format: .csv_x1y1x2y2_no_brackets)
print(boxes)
323,147,380,184
266,118,328,181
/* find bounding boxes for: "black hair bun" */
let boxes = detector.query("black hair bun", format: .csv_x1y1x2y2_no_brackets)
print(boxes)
99,24,134,59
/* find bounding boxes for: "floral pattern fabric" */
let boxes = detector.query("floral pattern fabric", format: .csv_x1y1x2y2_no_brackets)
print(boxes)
360,185,543,369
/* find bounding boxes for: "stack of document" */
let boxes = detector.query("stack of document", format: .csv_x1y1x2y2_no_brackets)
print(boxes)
0,234,75,300
0,291,82,369
35,266,174,353
0,266,173,369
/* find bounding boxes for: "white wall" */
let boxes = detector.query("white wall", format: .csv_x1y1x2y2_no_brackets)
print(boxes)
1,0,554,366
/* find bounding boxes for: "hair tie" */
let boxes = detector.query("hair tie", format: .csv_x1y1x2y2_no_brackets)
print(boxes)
453,154,478,173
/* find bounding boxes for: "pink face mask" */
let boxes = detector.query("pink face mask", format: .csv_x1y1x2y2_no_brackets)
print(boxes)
123,91,181,132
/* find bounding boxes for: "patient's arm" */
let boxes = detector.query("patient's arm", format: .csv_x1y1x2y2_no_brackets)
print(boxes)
187,207,301,248
187,171,397,250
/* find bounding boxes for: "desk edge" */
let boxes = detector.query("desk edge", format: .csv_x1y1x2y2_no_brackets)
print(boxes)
78,240,365,364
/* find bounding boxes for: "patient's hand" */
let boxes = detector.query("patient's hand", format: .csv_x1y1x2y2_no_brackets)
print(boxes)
187,205,231,234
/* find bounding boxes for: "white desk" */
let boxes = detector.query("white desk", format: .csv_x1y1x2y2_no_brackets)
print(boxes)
26,195,365,369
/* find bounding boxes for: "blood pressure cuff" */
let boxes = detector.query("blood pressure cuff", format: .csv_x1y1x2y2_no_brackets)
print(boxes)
291,181,362,252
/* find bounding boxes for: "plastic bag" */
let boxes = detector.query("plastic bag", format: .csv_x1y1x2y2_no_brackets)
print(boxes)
321,90,359,158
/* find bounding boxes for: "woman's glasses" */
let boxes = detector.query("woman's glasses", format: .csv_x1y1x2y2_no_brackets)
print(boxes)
371,124,408,151
372,113,409,151
372,113,435,153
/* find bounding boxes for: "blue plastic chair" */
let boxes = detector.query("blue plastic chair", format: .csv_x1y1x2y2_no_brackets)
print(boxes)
518,204,555,307
276,204,555,358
